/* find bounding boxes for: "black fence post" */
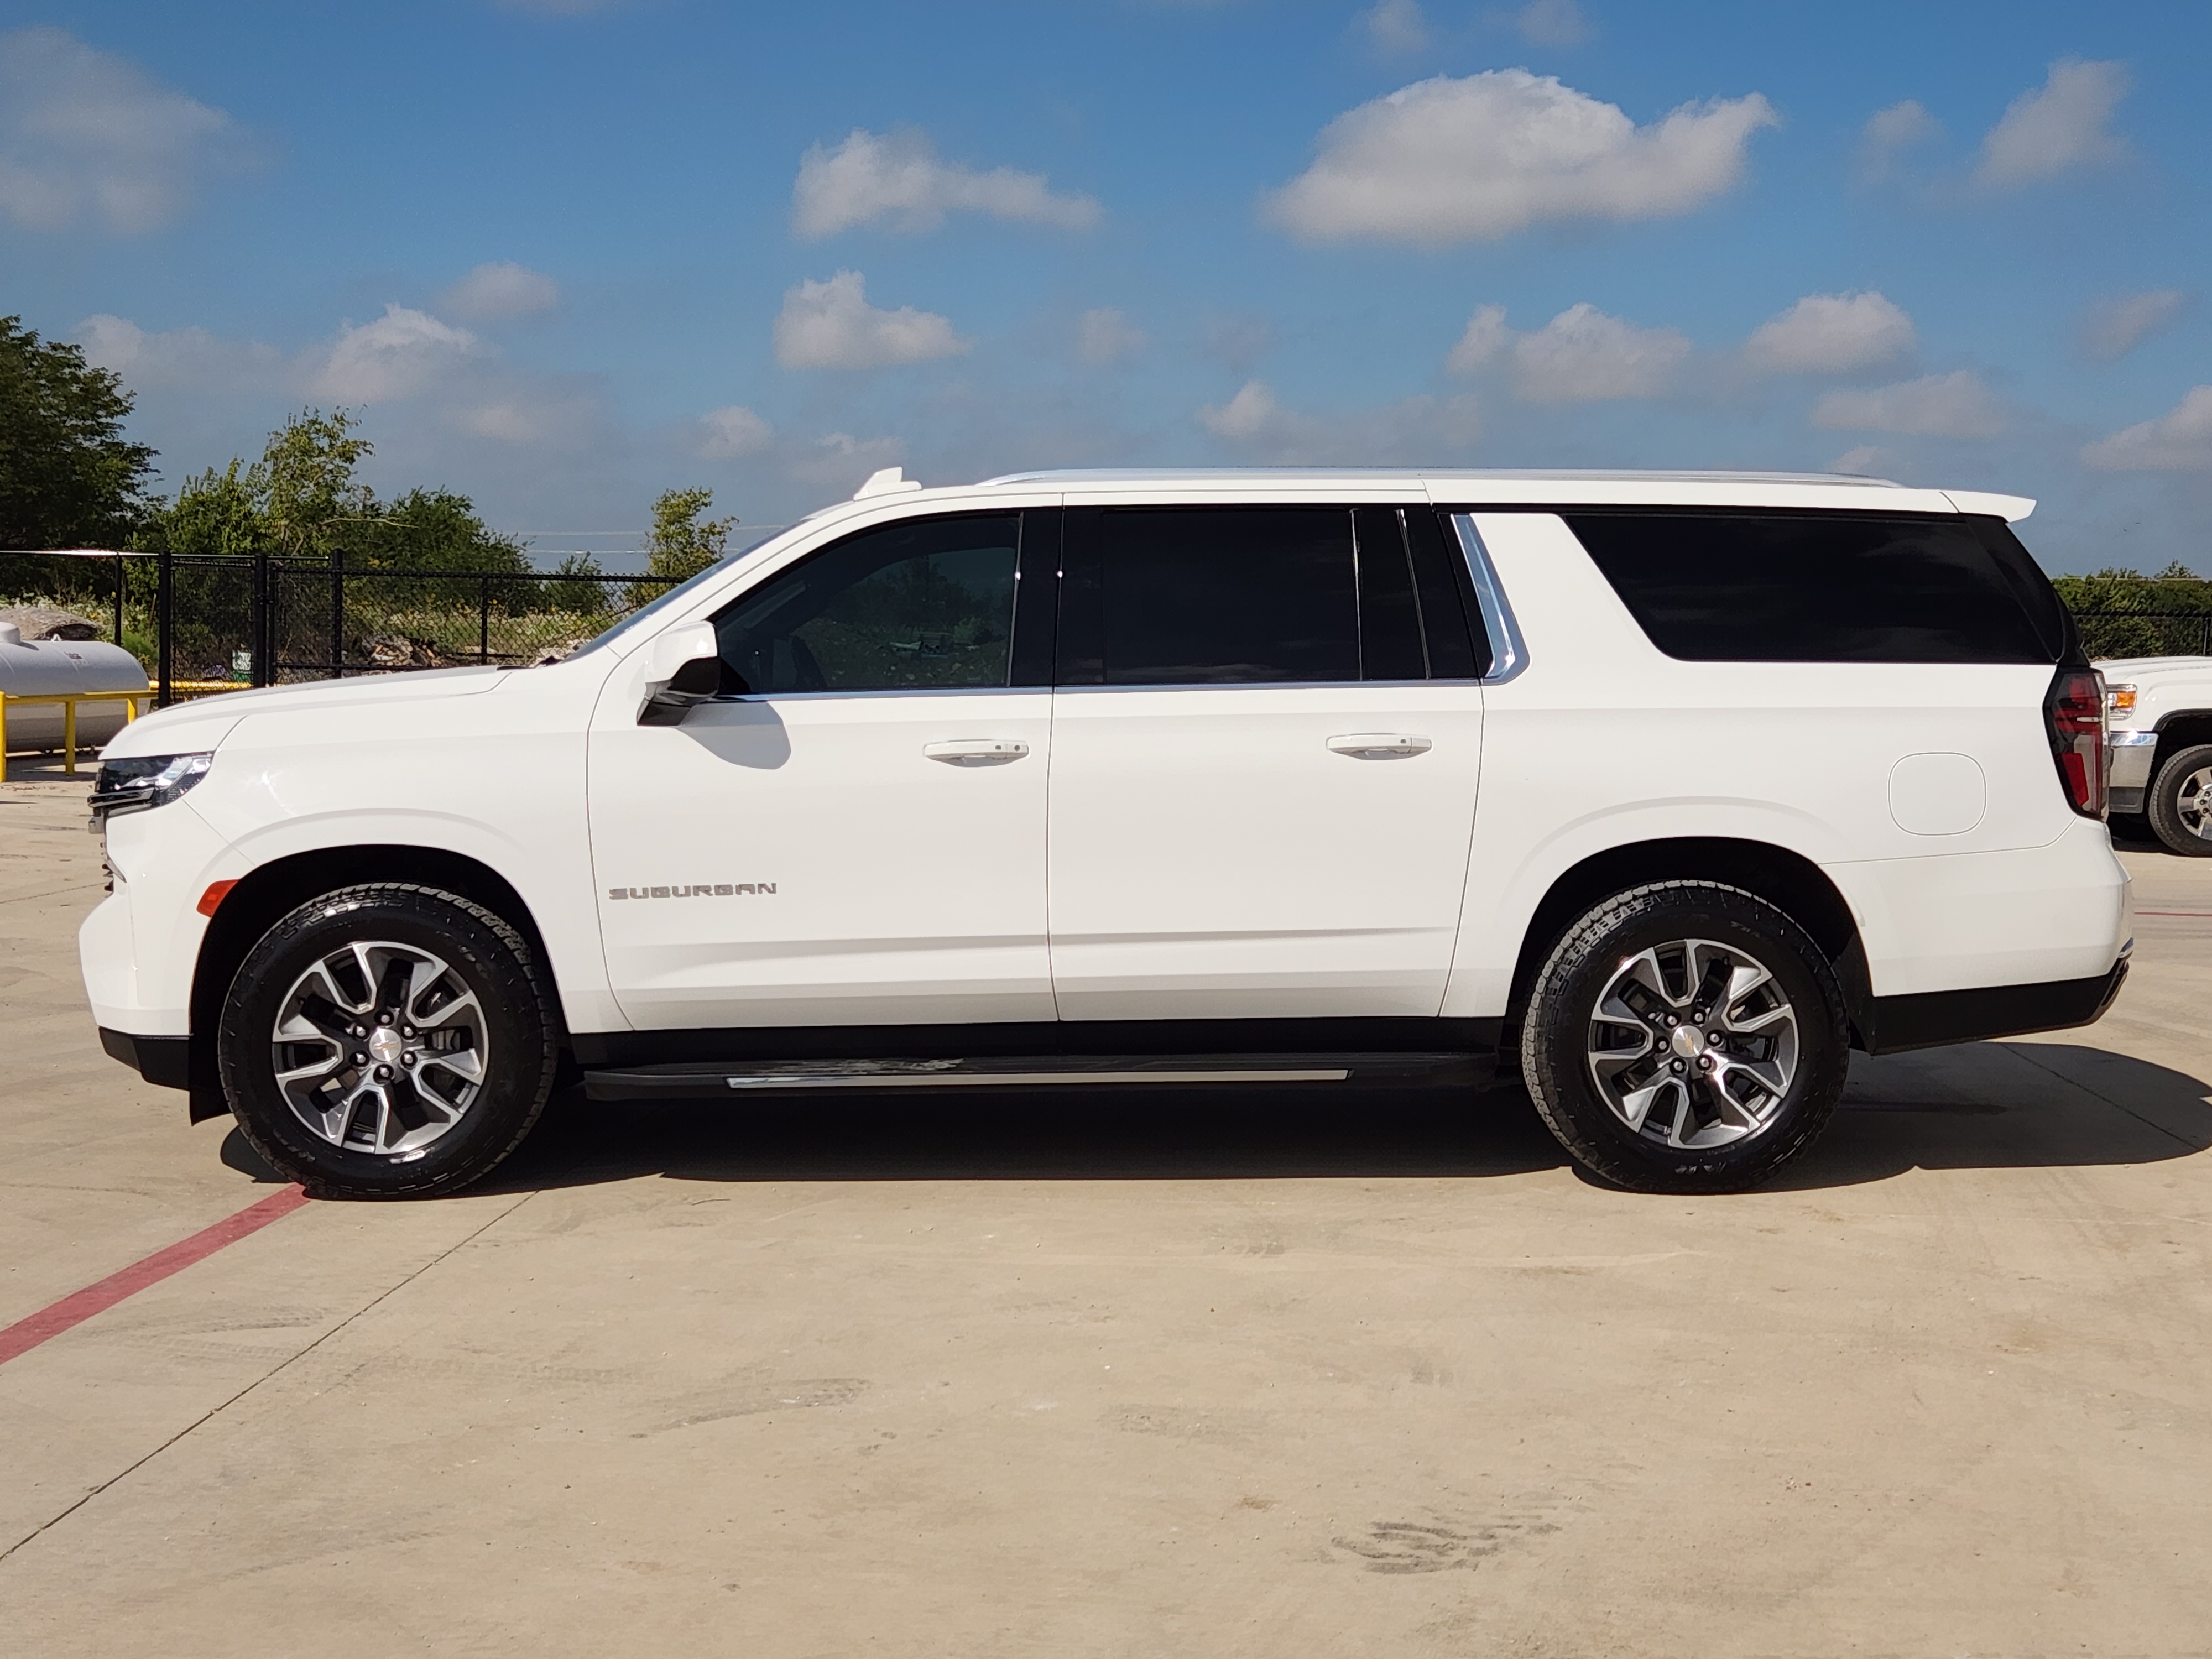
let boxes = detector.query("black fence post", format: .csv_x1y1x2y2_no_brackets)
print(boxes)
479,576,491,664
251,550,270,687
112,552,125,650
155,549,174,708
330,551,344,680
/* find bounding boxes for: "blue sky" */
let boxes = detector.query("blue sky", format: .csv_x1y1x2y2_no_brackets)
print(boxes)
4,0,2210,570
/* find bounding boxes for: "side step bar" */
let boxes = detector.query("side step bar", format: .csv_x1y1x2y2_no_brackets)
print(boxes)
582,1052,1481,1102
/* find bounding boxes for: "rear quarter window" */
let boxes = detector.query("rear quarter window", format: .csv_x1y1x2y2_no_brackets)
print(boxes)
1558,510,2064,665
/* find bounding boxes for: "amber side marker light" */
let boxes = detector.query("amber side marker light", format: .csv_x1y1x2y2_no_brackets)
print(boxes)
196,880,238,917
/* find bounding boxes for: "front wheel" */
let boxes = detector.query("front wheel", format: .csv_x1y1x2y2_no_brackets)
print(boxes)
217,883,559,1198
1519,881,1850,1193
2146,744,2212,857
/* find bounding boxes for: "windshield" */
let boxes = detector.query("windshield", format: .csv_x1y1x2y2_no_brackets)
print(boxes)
563,529,787,661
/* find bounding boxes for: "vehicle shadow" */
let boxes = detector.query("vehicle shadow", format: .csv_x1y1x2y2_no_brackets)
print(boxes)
217,1042,2212,1194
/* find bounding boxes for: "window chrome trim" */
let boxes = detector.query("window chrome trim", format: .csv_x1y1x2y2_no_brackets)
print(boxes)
1049,679,1483,696
1449,514,1528,685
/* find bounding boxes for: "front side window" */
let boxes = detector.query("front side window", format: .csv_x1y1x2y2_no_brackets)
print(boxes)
710,513,1022,693
1563,510,2064,665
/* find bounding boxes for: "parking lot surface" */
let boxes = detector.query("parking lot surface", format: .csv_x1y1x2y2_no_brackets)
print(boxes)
4,768,2210,1657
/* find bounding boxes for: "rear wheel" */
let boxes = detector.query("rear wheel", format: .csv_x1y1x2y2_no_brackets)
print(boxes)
217,884,559,1198
2146,744,2212,857
1519,881,1849,1193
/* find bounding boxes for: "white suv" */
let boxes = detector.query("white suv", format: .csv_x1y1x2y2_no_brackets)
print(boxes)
81,468,2132,1196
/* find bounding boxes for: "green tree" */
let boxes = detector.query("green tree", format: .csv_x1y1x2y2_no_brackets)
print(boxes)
260,408,379,560
643,487,734,585
0,315,157,547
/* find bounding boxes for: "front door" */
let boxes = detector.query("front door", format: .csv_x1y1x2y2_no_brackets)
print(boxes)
1046,504,1485,1022
588,509,1057,1031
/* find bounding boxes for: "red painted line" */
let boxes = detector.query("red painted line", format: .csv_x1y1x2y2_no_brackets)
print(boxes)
0,1185,310,1368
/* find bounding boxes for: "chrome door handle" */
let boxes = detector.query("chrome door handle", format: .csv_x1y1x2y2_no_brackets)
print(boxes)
924,738,1030,765
1327,733,1432,758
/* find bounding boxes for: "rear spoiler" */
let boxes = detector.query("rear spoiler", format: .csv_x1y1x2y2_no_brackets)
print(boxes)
1943,490,2034,523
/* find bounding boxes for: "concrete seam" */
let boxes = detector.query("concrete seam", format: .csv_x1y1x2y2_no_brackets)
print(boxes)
2005,1044,2203,1151
0,1188,539,1567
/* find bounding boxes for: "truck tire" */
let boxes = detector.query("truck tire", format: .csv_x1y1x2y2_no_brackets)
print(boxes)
1519,881,1850,1193
2146,743,2212,857
216,883,559,1198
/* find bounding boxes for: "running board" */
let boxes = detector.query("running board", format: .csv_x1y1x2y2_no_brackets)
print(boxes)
582,1052,1479,1102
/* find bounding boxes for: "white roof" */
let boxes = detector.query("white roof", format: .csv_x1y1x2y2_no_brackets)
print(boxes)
847,467,2033,521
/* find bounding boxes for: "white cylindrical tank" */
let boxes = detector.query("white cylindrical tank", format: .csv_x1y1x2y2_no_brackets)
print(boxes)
0,621,151,751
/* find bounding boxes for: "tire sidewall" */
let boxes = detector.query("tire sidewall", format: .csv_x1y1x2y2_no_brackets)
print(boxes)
2148,744,2212,858
218,886,554,1197
1524,885,1849,1191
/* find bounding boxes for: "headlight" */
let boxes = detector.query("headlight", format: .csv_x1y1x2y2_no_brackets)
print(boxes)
88,753,213,831
2106,682,2137,719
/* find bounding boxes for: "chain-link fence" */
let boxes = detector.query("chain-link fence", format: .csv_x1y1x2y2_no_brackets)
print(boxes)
7,547,2209,702
2069,612,2212,660
1,550,681,702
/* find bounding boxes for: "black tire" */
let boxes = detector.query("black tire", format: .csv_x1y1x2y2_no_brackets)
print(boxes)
1519,881,1849,1194
2146,743,2212,857
217,883,559,1199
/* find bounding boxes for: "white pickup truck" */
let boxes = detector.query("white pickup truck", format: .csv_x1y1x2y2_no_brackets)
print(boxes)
2098,656,2212,854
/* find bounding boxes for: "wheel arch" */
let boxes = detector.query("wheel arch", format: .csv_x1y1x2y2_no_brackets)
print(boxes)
2150,713,2212,781
1504,837,1872,1051
186,845,567,1122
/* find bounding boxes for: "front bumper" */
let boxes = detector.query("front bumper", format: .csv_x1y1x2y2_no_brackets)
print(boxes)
2109,729,2158,816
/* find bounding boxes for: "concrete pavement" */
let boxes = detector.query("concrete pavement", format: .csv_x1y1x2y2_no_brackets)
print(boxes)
3,770,2209,1657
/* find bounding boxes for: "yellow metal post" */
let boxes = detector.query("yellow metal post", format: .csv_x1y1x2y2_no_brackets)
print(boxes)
0,693,9,785
64,697,77,776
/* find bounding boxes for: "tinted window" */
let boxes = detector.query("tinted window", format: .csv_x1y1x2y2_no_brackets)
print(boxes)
711,514,1020,693
1562,511,2061,665
1065,508,1360,685
1353,507,1427,681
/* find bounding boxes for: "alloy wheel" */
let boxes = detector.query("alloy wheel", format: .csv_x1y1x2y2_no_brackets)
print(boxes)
1585,937,1800,1150
268,940,490,1157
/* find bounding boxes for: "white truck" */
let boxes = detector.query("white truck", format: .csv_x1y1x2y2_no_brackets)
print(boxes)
2098,657,2212,854
80,468,2132,1198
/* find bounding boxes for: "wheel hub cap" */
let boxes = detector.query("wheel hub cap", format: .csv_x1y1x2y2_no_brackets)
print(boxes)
1586,937,1799,1151
269,940,490,1157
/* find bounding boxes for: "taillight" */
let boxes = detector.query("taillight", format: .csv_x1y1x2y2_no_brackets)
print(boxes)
2045,667,2106,818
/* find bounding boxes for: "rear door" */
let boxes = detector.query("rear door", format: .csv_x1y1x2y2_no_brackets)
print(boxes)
1045,503,1486,1021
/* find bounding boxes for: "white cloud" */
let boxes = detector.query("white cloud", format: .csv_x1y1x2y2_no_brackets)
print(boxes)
441,261,560,321
453,396,597,448
1514,0,1592,48
1445,304,1510,374
793,128,1099,238
1076,307,1147,366
75,313,284,392
790,430,906,488
1512,304,1689,403
1825,445,1896,478
1264,70,1776,246
2080,290,2185,362
1361,0,1429,53
1811,371,2007,438
1196,379,1481,463
771,272,970,371
0,27,243,233
1744,291,1915,374
697,405,774,457
312,305,484,402
1858,100,1941,182
2083,388,2212,472
1975,59,2129,189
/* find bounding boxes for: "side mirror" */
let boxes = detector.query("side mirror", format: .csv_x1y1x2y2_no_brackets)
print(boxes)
638,620,722,726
